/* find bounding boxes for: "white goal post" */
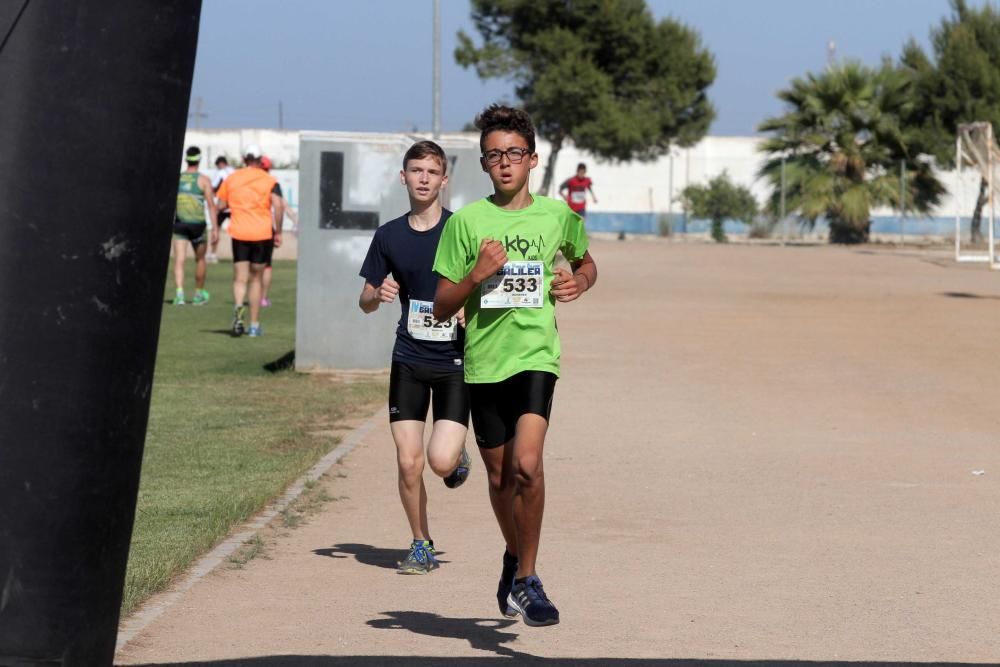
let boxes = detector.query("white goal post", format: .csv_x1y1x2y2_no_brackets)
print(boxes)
955,122,999,267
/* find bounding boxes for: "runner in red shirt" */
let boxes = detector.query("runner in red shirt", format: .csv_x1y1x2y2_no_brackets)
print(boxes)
558,162,597,216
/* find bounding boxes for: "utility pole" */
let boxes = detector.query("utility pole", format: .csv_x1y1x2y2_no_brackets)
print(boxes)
668,150,674,222
189,95,207,128
432,0,441,139
781,155,787,245
899,159,906,244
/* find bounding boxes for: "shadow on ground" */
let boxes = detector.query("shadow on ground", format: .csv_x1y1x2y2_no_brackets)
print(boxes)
264,350,296,372
941,291,1000,300
312,543,450,569
124,611,983,667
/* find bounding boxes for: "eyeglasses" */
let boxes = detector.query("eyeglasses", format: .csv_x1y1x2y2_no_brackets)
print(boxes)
482,147,532,166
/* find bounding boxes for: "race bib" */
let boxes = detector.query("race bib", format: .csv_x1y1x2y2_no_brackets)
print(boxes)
407,299,458,341
481,261,544,308
570,190,587,204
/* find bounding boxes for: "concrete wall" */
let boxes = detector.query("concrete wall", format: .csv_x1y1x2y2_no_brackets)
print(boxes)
294,132,491,371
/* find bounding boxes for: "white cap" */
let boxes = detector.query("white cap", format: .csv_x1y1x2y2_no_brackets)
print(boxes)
244,144,262,159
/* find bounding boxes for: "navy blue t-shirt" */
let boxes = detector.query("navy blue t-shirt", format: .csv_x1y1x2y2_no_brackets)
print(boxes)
359,210,464,370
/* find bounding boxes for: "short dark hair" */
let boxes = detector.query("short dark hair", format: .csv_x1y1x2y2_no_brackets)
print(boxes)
402,140,448,174
475,104,535,153
185,146,201,163
215,156,228,167
577,162,587,171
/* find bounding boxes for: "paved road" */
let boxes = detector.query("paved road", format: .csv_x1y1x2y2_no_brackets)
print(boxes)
118,240,1000,665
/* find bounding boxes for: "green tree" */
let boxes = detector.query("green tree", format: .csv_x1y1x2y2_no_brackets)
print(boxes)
679,172,758,243
456,0,715,193
757,61,944,244
899,0,1000,243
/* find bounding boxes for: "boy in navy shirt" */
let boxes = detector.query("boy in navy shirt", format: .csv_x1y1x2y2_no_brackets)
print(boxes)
359,141,471,574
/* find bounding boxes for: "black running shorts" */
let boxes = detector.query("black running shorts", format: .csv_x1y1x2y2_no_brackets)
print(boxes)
469,371,557,449
232,239,271,264
388,362,469,425
173,221,207,246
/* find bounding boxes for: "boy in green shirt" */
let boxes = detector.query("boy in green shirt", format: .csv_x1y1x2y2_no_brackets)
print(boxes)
433,104,597,627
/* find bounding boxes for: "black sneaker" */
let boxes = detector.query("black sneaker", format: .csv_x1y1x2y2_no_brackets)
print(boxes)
496,550,518,617
231,305,246,337
507,575,559,627
443,446,471,489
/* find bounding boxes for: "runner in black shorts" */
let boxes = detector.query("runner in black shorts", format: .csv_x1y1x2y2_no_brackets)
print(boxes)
359,140,471,575
433,105,599,627
172,146,218,306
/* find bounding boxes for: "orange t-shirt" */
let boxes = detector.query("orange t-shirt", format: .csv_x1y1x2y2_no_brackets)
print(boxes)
216,166,277,241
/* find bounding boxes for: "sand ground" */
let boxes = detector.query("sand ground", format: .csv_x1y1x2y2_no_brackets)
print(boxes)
118,240,1000,666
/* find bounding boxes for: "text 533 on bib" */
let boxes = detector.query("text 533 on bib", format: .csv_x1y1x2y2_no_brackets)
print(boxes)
481,261,544,309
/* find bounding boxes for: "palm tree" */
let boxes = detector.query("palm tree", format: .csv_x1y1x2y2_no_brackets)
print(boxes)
758,61,944,244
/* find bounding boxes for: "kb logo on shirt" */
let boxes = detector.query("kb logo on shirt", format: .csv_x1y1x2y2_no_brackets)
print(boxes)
504,234,545,258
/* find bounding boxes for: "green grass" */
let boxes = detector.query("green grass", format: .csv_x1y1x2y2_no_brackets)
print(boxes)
122,259,385,617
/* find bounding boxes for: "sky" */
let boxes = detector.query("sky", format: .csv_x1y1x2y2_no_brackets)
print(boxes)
189,0,982,137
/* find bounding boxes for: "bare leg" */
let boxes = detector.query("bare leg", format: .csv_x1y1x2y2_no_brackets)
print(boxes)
193,241,208,290
425,419,468,477
247,262,265,322
390,420,429,540
479,441,518,556
262,265,273,301
172,239,187,292
511,414,549,579
232,261,249,307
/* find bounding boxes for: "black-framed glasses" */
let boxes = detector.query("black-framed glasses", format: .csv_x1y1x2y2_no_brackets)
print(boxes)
482,147,532,166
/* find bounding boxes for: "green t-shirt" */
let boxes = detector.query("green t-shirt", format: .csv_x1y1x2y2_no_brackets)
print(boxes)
432,194,589,384
176,171,206,224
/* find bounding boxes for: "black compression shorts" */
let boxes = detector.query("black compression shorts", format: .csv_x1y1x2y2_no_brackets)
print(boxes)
232,239,271,264
469,371,557,449
388,362,469,425
173,221,207,246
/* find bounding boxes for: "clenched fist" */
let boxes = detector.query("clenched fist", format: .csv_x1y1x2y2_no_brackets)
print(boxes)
378,276,400,303
471,238,508,284
550,267,584,302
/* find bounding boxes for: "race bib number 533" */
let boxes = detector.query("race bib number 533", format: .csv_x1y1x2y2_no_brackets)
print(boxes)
407,300,458,341
481,261,544,308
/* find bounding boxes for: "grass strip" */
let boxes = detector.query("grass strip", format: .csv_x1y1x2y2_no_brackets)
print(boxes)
122,258,384,617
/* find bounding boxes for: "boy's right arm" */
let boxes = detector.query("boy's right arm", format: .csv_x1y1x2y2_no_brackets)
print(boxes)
359,277,399,313
433,239,507,321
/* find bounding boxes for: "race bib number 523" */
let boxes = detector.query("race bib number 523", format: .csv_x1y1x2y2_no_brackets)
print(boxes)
480,261,544,308
407,300,458,341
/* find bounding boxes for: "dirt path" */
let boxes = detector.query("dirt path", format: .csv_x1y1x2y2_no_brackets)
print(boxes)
117,240,1000,665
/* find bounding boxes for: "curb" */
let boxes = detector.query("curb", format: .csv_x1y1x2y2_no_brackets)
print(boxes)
115,409,381,654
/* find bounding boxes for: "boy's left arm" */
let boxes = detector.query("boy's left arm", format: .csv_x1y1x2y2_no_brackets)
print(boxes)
550,251,597,303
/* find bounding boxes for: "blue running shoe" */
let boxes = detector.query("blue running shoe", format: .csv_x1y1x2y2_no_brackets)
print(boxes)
443,446,471,488
247,324,263,338
497,550,518,617
507,575,559,627
397,540,439,575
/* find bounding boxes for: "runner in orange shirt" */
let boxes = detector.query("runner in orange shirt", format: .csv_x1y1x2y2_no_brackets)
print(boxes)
215,144,284,337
